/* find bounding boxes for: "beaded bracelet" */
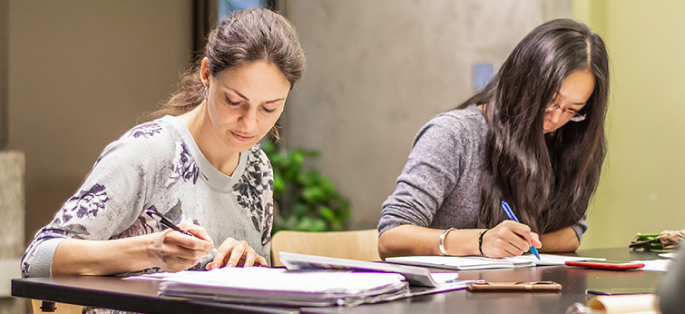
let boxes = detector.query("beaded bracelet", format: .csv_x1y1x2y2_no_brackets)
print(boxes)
439,228,457,256
478,229,489,257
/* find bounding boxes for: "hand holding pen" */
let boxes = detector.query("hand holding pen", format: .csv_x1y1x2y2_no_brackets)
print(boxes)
145,209,266,269
146,209,200,238
145,209,217,265
500,201,541,259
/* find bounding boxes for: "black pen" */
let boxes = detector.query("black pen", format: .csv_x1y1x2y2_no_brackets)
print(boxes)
145,209,196,237
145,209,217,255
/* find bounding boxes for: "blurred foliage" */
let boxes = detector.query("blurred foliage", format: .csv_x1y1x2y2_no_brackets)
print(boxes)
263,141,351,234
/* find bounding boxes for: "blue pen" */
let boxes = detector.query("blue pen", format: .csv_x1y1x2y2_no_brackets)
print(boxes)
500,201,541,260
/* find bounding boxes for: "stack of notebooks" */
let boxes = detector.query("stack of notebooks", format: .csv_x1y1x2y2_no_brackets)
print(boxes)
147,252,604,307
158,267,410,307
151,252,470,307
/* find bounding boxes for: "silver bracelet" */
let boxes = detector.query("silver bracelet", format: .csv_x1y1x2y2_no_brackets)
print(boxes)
439,228,457,256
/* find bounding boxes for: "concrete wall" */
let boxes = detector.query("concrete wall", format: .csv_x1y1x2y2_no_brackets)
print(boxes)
8,1,194,247
282,0,572,230
0,151,24,313
575,0,685,249
5,0,584,277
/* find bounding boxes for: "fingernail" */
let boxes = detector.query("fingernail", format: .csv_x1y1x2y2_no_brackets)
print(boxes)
227,263,234,268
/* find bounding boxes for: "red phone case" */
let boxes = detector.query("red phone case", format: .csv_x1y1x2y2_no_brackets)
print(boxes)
565,260,645,270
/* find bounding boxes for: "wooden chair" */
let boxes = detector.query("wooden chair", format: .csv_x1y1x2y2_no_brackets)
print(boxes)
270,229,381,266
30,300,82,314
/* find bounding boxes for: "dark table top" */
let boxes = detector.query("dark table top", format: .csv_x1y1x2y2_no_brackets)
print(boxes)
12,247,667,314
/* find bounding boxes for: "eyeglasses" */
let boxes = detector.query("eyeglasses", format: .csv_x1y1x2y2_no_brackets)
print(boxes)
545,103,586,122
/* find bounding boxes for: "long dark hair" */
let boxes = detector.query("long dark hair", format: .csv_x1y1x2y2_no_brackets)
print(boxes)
458,19,609,234
146,8,306,139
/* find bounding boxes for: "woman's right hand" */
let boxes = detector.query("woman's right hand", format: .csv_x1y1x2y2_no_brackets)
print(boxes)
480,220,542,258
149,222,215,272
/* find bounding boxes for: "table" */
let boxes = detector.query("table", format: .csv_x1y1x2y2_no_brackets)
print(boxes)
12,248,666,313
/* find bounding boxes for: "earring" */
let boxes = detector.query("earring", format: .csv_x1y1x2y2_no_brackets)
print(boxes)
203,86,208,100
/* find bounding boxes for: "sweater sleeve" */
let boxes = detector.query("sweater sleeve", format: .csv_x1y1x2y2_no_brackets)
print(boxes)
21,125,165,278
378,117,467,235
570,214,588,243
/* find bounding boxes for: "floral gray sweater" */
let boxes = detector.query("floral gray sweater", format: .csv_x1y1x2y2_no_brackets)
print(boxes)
22,115,274,280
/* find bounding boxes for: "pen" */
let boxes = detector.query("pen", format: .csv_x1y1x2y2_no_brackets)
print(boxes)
145,209,217,255
145,209,196,237
500,201,541,260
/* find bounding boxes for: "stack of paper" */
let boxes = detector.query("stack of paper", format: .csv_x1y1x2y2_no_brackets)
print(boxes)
385,254,604,270
628,259,672,272
279,251,455,287
158,267,410,307
278,252,473,296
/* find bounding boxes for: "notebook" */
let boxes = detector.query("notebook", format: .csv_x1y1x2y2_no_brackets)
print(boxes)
137,253,477,307
157,267,410,307
385,254,604,270
279,251,458,287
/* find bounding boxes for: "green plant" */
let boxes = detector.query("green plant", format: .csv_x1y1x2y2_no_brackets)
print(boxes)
262,141,351,234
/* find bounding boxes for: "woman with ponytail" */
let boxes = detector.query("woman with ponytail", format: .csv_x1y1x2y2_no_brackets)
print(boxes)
22,7,306,288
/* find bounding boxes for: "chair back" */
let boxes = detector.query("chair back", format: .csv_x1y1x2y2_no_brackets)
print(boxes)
270,229,381,266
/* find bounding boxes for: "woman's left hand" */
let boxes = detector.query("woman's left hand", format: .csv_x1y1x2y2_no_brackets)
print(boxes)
205,237,268,269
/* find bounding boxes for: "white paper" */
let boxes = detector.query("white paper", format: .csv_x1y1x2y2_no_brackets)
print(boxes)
506,254,606,266
125,272,172,281
163,267,405,294
280,251,440,287
631,259,672,272
386,254,604,270
386,256,523,270
658,252,676,259
158,267,411,307
429,272,460,284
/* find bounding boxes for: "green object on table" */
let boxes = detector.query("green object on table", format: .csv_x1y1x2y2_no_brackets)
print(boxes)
629,233,663,251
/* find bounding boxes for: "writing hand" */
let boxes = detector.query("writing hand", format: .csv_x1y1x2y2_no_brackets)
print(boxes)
481,220,542,258
150,222,215,272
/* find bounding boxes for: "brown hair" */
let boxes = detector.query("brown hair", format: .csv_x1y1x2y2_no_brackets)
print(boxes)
146,8,306,139
458,19,609,234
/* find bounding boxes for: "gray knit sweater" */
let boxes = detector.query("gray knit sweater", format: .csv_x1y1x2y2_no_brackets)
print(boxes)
378,105,587,240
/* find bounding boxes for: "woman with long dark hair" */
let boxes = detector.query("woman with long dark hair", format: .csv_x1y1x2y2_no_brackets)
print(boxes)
378,19,608,259
22,7,306,287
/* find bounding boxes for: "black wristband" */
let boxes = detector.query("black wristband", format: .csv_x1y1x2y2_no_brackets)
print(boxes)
478,229,489,257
